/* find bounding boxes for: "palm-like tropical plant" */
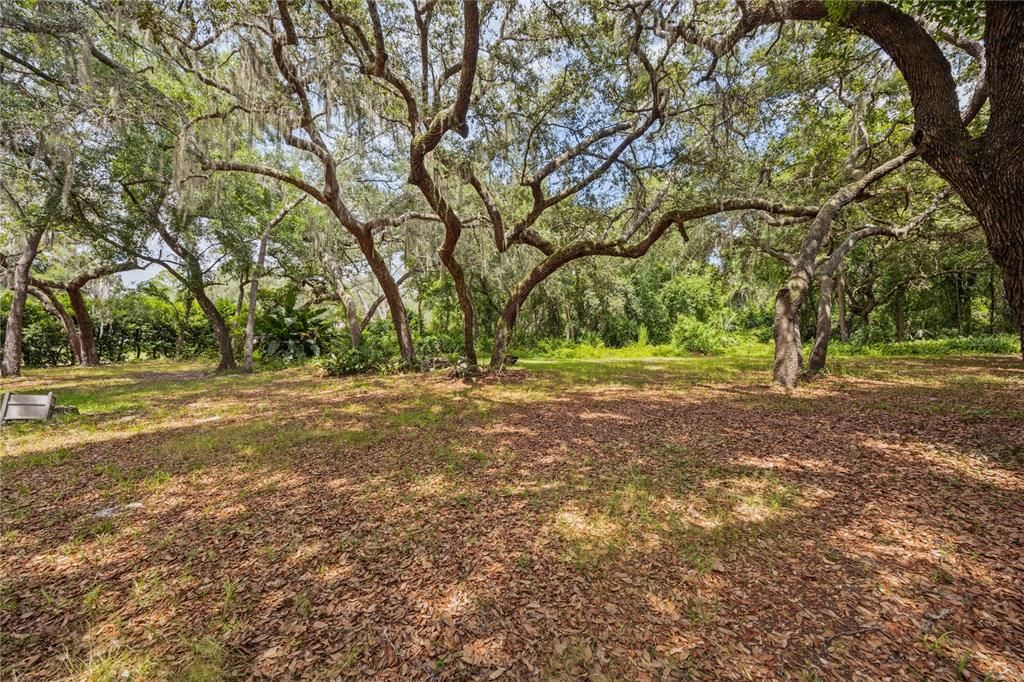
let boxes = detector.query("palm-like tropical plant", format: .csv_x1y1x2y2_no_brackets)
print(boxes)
256,289,331,362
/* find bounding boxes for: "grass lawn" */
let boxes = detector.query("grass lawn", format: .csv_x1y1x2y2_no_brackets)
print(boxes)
1,355,1022,680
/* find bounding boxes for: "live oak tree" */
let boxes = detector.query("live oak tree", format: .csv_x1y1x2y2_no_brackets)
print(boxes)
132,0,445,366
668,0,1024,364
3,0,1017,374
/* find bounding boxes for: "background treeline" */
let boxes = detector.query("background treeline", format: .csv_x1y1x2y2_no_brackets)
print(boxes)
2,1,1021,381
5,235,1016,370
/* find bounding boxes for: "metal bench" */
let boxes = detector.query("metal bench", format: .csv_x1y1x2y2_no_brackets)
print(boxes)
0,392,55,425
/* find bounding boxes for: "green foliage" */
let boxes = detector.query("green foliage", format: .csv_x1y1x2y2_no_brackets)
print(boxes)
840,335,1020,357
671,316,732,355
17,299,72,367
319,320,402,375
894,0,983,37
659,268,726,324
256,289,332,362
627,273,671,345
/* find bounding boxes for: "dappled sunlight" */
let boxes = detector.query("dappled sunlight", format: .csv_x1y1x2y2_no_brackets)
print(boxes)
436,584,475,620
549,504,626,563
407,472,458,499
3,357,1022,679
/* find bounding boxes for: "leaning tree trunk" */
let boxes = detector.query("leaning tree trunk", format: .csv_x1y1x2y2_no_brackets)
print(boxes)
30,286,82,365
193,288,236,371
491,254,571,368
1,224,46,377
356,232,415,365
67,287,99,366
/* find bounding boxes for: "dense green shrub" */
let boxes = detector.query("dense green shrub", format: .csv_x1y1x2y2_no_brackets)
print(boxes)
256,289,332,362
319,319,403,375
672,316,732,355
318,346,371,375
845,335,1021,357
660,269,725,324
20,302,72,367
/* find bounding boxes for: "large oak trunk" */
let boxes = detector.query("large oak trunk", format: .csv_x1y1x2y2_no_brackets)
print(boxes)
772,285,804,388
981,208,1024,359
67,288,99,366
1,225,46,377
193,289,236,371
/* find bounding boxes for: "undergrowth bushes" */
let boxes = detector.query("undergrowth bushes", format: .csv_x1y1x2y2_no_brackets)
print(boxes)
836,334,1020,357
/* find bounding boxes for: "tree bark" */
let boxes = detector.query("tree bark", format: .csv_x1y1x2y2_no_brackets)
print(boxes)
806,274,833,376
837,272,849,342
356,231,415,364
193,288,235,371
404,1,481,369
703,1,1024,360
2,223,46,377
768,149,917,386
895,284,907,342
772,285,804,387
243,236,270,373
67,287,99,365
317,243,363,348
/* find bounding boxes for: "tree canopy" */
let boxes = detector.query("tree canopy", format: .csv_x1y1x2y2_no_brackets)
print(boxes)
2,0,1020,380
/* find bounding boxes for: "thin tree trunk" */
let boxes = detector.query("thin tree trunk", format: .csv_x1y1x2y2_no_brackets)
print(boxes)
67,287,99,366
243,226,272,373
236,279,247,316
860,295,876,344
806,274,834,376
2,223,46,377
989,267,997,334
954,272,963,334
343,297,361,348
317,245,363,348
837,272,849,342
894,285,906,342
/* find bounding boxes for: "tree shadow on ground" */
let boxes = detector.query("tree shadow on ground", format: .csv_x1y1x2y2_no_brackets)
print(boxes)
1,359,1022,680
